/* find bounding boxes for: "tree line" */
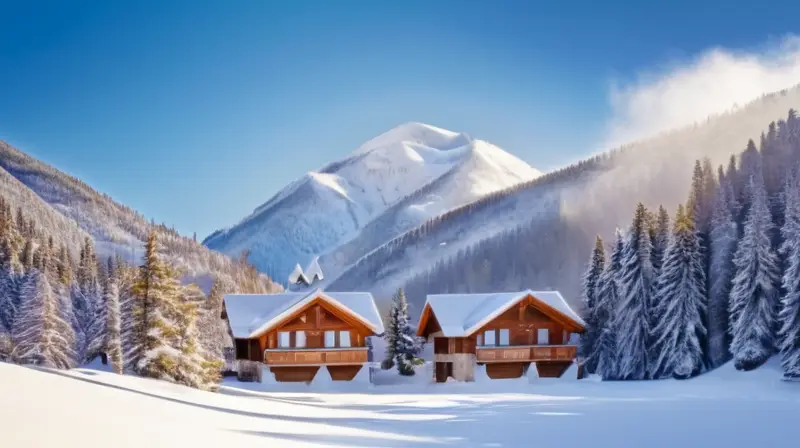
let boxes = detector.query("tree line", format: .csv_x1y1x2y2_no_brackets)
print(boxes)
0,197,247,390
581,109,800,380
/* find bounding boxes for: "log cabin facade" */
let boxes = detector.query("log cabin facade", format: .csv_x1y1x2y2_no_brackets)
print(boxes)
417,290,585,382
223,289,384,383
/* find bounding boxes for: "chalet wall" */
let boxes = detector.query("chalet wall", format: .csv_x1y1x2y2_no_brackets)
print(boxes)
434,354,476,382
328,365,363,381
536,361,572,378
270,366,319,382
485,362,527,379
474,300,568,346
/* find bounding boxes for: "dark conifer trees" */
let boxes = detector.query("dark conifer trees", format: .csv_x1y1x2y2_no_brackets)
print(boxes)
579,236,605,373
649,205,706,379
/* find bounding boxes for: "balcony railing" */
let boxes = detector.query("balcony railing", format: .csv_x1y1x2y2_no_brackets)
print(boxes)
263,347,368,366
475,345,577,363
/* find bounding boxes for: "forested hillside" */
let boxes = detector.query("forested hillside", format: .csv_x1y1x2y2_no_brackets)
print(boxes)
581,107,800,381
329,86,800,316
0,140,281,294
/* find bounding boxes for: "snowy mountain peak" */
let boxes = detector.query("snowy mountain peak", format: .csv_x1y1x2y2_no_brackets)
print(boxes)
355,122,473,155
204,122,539,285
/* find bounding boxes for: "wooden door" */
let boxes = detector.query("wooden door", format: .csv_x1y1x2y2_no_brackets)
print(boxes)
435,362,453,383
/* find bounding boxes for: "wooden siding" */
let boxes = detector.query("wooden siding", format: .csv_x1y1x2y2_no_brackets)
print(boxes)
264,348,368,366
486,362,527,379
328,365,363,381
271,366,319,382
476,345,577,363
536,362,573,378
434,337,476,354
473,301,568,346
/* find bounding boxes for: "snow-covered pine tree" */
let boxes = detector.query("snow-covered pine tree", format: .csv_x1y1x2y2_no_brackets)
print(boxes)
118,256,141,372
77,238,104,363
579,236,605,374
132,231,181,379
10,269,76,368
707,165,739,368
651,206,670,278
381,297,398,371
778,168,800,378
173,282,219,390
391,288,424,376
197,278,230,375
104,273,123,374
729,174,781,371
615,203,655,380
649,205,707,379
591,229,624,380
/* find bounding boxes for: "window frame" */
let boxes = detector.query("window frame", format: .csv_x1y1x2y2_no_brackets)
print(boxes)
484,330,496,346
324,330,336,348
537,328,549,345
278,331,291,348
295,331,306,348
339,331,351,348
498,329,510,346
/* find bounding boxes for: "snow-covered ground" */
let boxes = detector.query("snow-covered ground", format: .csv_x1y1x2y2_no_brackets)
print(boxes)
2,359,799,448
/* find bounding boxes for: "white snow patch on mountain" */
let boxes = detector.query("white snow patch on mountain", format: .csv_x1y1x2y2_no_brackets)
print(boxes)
204,122,540,284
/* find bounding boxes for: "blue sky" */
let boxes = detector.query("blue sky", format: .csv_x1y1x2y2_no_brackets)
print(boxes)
1,0,799,238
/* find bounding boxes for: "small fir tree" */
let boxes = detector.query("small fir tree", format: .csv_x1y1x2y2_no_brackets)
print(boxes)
649,205,707,379
729,174,780,371
778,169,800,378
579,236,605,373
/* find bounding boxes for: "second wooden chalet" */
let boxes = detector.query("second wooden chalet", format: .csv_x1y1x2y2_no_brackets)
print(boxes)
417,290,585,382
223,289,384,383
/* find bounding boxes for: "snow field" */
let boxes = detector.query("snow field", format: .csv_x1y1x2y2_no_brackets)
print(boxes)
3,358,800,448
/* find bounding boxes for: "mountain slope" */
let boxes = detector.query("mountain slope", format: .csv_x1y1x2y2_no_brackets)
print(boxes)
328,86,800,313
204,122,540,284
0,140,280,293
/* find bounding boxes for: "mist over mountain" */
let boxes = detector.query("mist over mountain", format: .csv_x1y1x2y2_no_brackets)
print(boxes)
203,122,540,285
326,85,800,315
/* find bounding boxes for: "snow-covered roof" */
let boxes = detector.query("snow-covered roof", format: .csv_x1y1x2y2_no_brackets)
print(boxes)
224,289,384,339
422,290,585,337
288,263,309,285
305,256,324,282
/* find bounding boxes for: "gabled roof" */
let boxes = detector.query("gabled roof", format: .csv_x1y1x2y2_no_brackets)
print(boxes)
224,289,384,339
305,256,324,282
418,290,585,337
288,263,310,286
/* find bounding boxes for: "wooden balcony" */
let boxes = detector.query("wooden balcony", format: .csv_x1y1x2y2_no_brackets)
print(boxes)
263,348,368,366
476,345,577,363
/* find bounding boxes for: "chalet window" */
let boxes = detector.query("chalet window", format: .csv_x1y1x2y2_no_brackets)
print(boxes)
476,334,483,346
537,328,549,345
295,331,306,348
499,329,510,346
235,339,249,360
324,330,336,348
484,330,496,346
278,332,291,348
339,331,351,348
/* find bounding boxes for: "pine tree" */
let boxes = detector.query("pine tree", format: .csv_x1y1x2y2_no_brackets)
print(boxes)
104,274,124,374
20,240,34,272
11,270,76,368
651,206,670,278
778,169,800,378
173,282,218,390
591,229,624,380
382,298,398,371
614,203,655,380
579,236,605,373
197,278,230,375
389,288,423,376
649,205,707,379
729,174,780,371
707,166,739,368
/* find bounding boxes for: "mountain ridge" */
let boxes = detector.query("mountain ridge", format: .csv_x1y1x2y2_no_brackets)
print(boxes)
204,122,540,285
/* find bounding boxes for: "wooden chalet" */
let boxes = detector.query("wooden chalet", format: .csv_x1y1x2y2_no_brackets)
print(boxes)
223,289,384,383
417,290,585,382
